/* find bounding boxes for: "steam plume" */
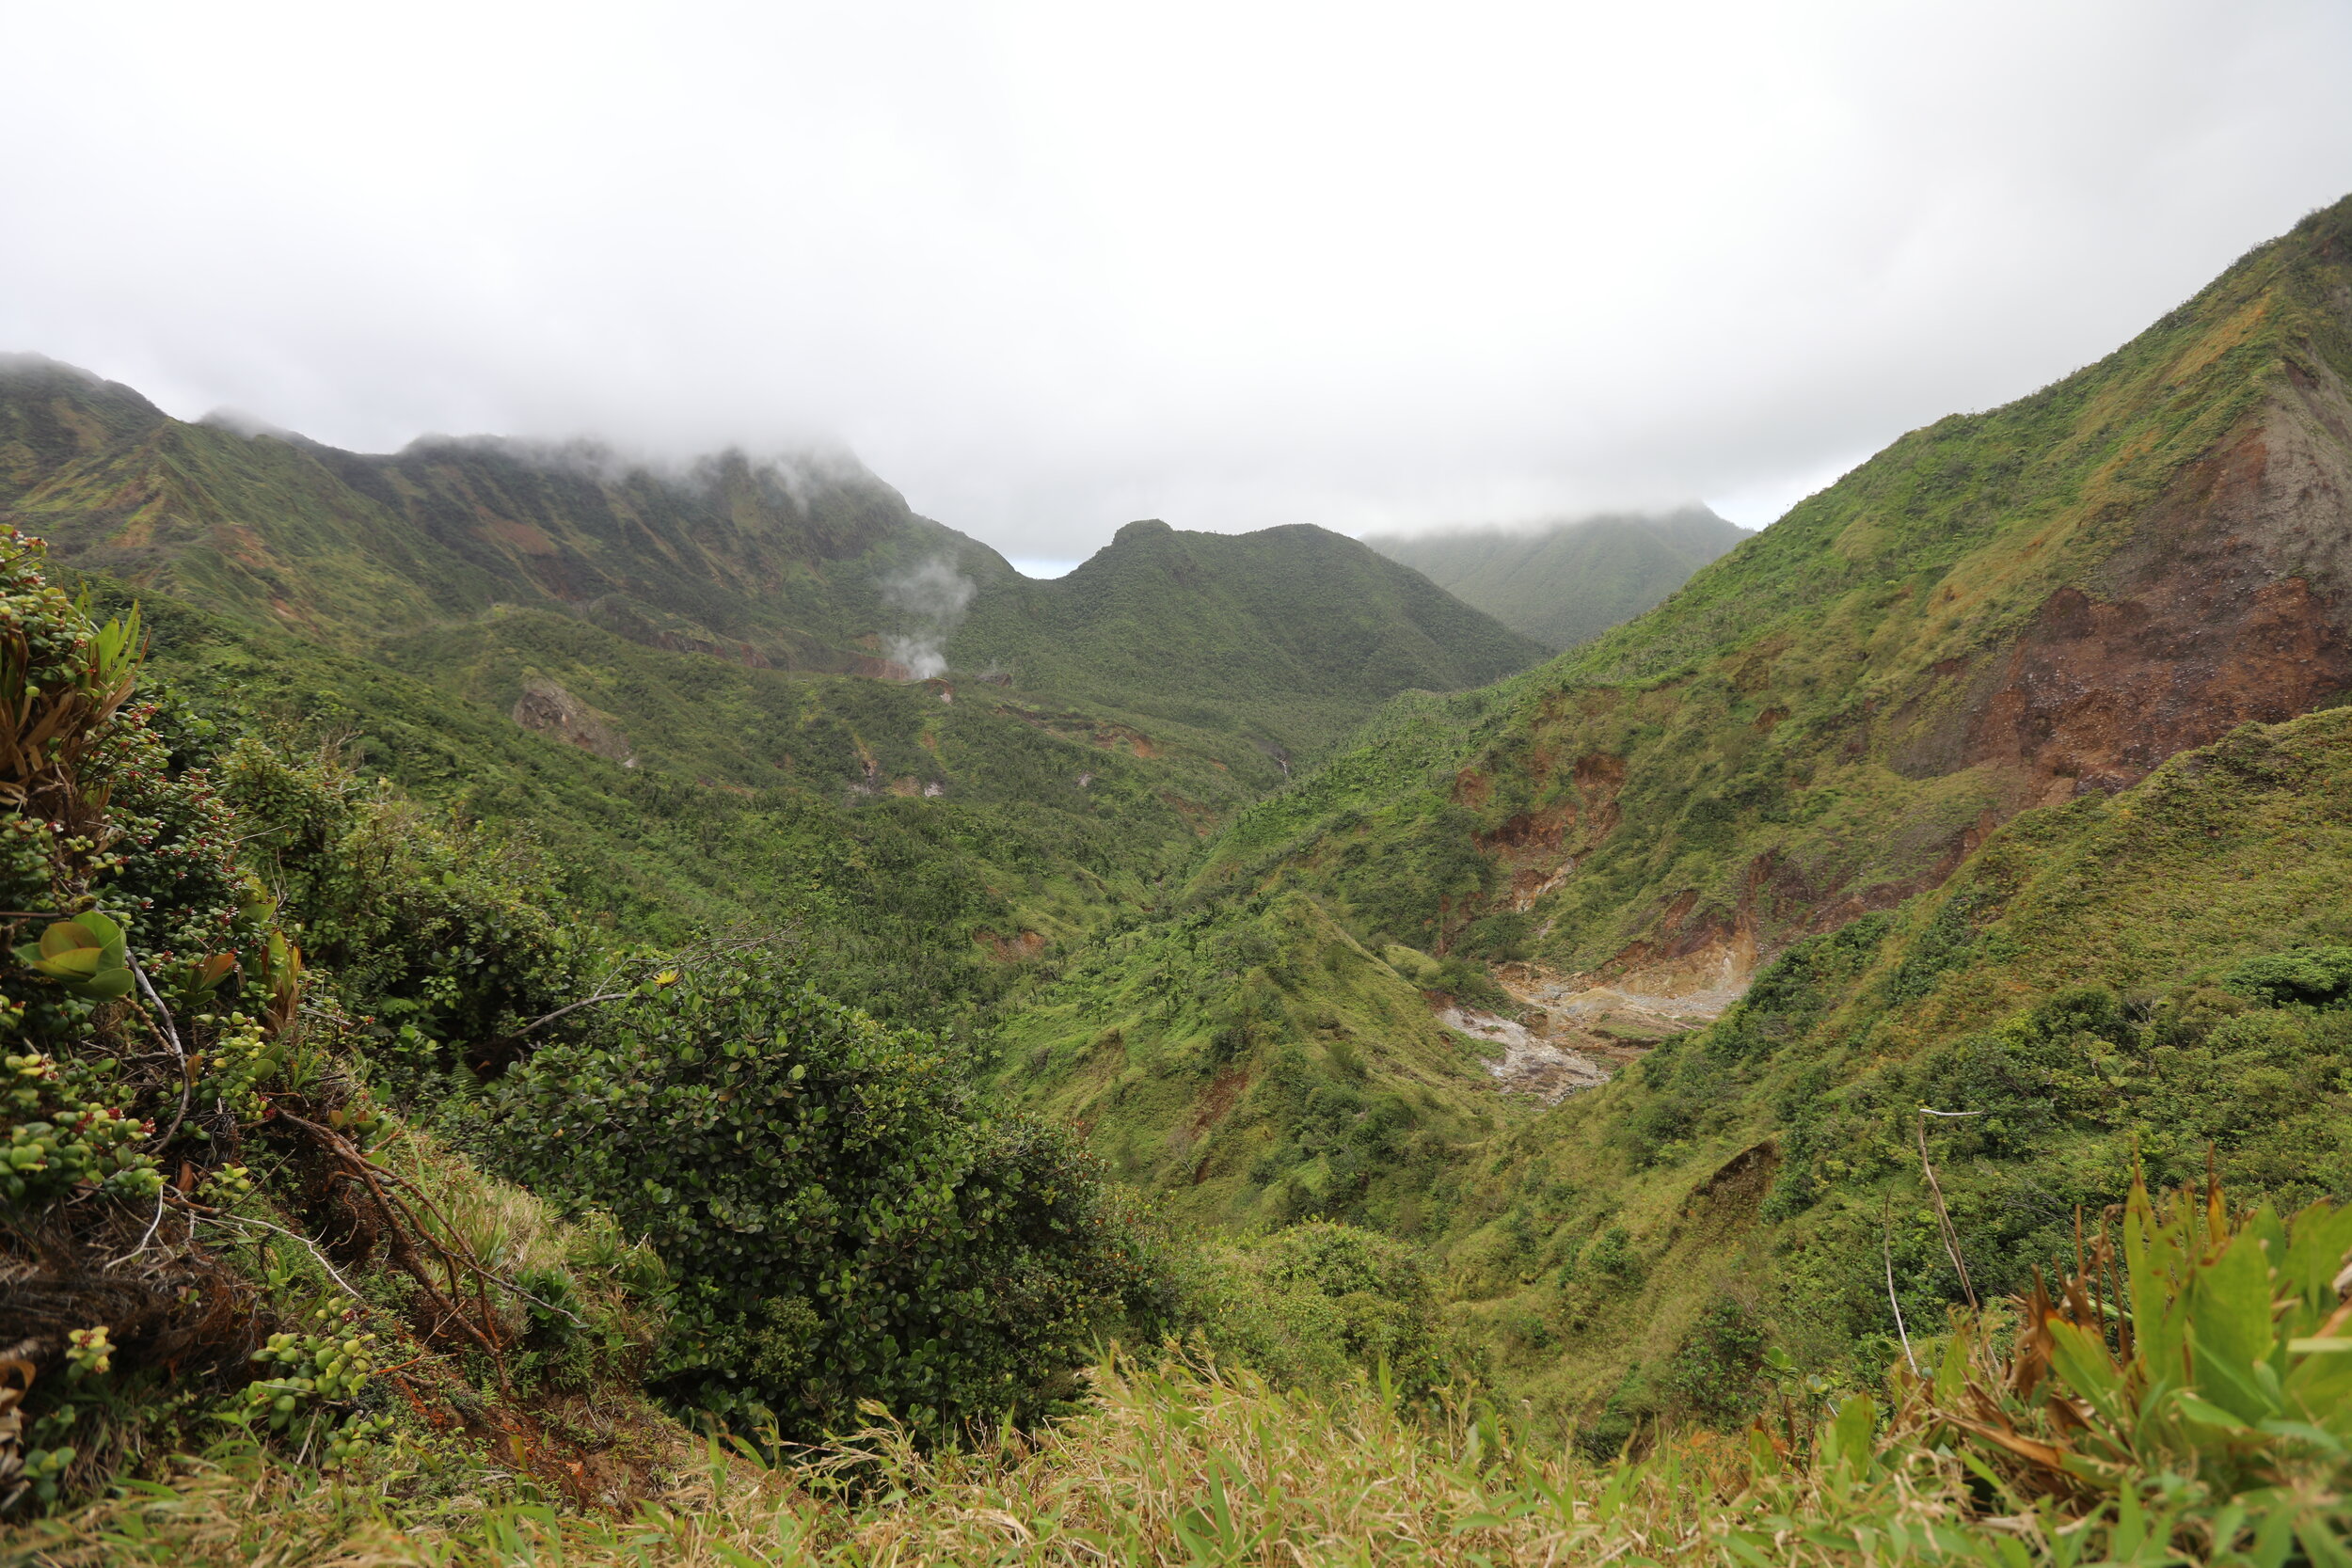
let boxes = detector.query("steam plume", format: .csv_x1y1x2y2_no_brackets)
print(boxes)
881,557,976,679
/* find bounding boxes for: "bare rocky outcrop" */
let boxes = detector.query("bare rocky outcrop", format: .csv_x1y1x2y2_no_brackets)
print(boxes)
510,679,633,765
1893,373,2352,800
1439,1006,1615,1103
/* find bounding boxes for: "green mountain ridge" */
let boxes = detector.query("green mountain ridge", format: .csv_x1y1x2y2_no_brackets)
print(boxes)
953,518,1548,759
1195,194,2352,984
0,355,1545,768
1363,505,1750,649
977,190,2352,1432
10,197,2352,1560
0,353,986,668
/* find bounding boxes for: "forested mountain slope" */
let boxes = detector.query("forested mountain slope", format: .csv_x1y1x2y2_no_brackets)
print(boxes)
1430,698,2352,1433
1198,194,2352,997
1364,506,1749,649
991,193,2352,1295
955,518,1547,758
0,354,990,670
0,361,1544,767
92,578,1217,1041
8,191,2352,1563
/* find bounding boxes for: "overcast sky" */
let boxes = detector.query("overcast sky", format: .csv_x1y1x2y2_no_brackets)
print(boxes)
6,1,2350,569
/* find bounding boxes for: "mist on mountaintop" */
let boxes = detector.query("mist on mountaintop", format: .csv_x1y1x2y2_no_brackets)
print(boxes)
3,3,2350,562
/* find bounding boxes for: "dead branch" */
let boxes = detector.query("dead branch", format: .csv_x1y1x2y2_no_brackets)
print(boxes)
1916,1113,1979,1311
275,1113,509,1383
126,951,191,1148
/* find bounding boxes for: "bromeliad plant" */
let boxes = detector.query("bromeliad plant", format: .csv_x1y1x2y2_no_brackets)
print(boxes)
1908,1169,2352,1556
13,912,133,1003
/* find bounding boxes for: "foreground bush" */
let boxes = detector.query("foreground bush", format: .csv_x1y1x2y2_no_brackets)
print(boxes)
0,528,670,1515
493,953,1170,1438
1179,1221,1481,1402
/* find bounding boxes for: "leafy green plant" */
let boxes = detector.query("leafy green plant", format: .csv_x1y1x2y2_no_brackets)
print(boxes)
13,913,132,1002
236,1307,392,1469
1176,1222,1477,1402
0,1050,162,1206
493,950,1169,1439
2222,945,2352,1009
1912,1171,2352,1555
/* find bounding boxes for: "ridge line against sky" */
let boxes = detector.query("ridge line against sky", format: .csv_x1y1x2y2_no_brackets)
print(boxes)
5,0,2350,561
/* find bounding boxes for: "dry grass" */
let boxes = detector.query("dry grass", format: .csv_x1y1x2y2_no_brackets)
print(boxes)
6,1354,2033,1568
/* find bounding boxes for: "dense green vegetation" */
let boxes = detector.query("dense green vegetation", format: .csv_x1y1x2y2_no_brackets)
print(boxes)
0,359,1545,768
953,519,1546,758
494,951,1164,1439
988,890,1510,1231
78,576,1236,1044
20,1175,2352,1561
1182,196,2352,988
1393,703,2352,1431
1365,506,1749,650
9,195,2352,1565
982,193,2352,1439
0,353,995,669
0,527,1176,1508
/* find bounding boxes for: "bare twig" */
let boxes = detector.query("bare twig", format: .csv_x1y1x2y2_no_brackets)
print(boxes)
505,990,636,1040
192,1208,369,1304
276,1113,538,1378
275,1113,509,1378
1883,1201,1918,1376
109,1190,169,1268
127,950,191,1148
498,936,773,1050
1916,1114,1979,1311
369,1132,592,1330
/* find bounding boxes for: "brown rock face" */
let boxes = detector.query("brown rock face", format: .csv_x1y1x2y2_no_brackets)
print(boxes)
1412,203,2352,991
975,928,1047,961
1916,385,2352,800
509,680,633,765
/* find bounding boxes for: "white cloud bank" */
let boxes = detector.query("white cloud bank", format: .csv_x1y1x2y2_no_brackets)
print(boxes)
4,0,2349,557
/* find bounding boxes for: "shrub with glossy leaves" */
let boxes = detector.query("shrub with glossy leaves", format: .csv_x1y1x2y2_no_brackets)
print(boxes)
2221,944,2352,1009
213,738,589,1077
492,952,1167,1438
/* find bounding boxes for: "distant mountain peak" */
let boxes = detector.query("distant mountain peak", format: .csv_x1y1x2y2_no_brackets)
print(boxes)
1363,506,1750,649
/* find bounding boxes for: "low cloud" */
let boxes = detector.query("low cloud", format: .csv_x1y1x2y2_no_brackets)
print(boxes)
3,3,2348,560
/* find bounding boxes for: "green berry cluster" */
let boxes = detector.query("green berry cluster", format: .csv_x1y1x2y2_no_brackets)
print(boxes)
243,1307,377,1433
1,1052,163,1205
190,1012,276,1123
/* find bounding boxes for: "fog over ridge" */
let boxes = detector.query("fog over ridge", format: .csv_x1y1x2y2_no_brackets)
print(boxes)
4,1,2349,558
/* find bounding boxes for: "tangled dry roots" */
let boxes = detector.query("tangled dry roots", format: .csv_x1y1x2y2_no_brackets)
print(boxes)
0,1217,262,1511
